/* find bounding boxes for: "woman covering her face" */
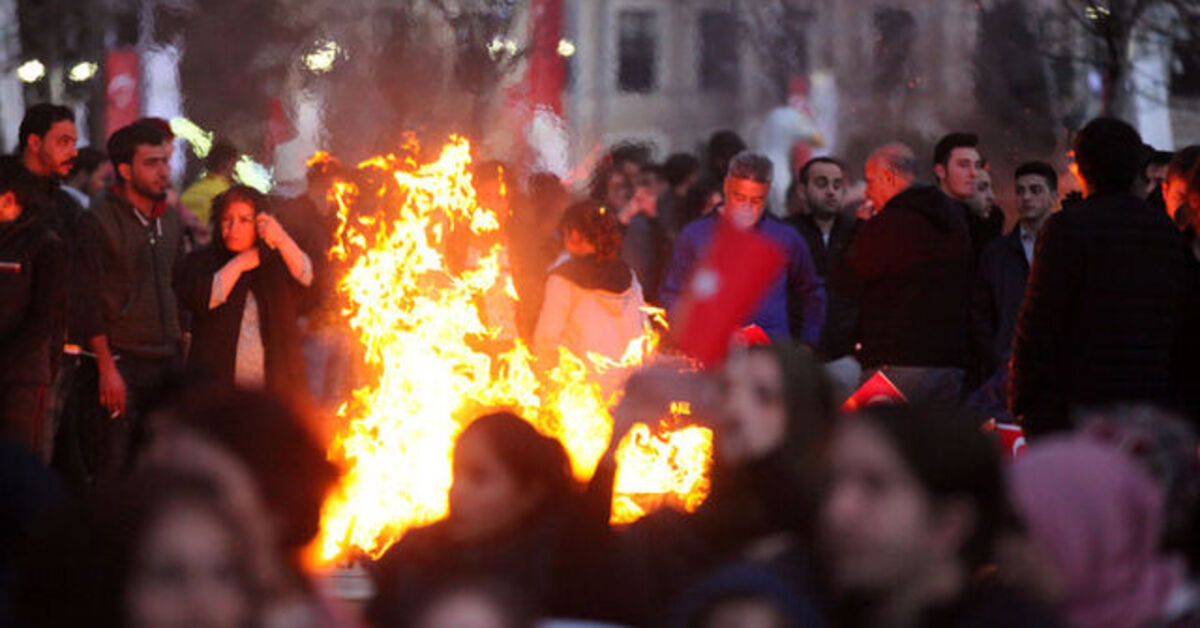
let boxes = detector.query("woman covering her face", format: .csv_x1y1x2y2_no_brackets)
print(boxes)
174,185,313,404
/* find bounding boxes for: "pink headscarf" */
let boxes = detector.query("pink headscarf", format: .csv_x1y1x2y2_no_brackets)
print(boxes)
1009,437,1185,628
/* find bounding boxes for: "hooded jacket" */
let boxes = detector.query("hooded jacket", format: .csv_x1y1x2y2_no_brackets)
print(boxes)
837,185,973,369
533,256,647,377
92,188,184,358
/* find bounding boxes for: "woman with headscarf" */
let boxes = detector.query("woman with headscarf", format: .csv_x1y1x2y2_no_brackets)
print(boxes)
1008,437,1200,628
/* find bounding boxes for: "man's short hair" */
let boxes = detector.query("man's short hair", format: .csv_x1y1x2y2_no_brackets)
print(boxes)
798,156,847,185
1014,161,1058,191
205,140,239,173
726,151,774,185
107,122,171,180
1145,149,1173,170
136,116,175,143
1168,146,1200,182
18,103,75,152
933,132,979,168
68,147,108,180
1073,117,1143,193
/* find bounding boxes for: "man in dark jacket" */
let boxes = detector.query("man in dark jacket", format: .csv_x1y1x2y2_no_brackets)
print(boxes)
838,181,973,405
787,156,861,400
16,103,106,467
0,157,67,455
1010,118,1187,438
88,121,184,477
969,162,1057,416
935,132,1001,258
662,152,826,345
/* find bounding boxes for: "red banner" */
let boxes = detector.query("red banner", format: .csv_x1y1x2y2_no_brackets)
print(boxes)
528,0,565,114
670,220,786,367
105,49,140,138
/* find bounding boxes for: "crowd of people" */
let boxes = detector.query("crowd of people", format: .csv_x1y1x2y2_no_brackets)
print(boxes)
1,99,1199,628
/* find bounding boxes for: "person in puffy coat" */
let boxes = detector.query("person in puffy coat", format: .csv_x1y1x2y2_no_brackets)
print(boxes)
534,200,647,379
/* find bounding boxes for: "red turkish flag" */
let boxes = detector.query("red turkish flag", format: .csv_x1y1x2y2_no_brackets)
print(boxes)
841,371,907,412
670,219,786,367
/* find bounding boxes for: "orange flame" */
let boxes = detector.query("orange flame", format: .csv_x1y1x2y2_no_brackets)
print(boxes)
316,137,712,563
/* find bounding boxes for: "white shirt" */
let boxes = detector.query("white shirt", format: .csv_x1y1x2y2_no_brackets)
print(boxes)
1020,224,1037,266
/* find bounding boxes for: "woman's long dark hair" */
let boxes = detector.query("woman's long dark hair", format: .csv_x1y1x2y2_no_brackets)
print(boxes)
559,200,623,263
457,412,577,517
209,184,268,253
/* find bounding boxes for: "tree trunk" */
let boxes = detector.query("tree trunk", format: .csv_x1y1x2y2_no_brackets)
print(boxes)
1100,29,1136,120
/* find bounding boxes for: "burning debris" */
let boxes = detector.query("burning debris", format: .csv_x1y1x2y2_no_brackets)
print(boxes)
316,137,712,563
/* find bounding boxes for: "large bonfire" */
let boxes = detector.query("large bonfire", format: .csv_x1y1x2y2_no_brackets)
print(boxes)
315,137,713,563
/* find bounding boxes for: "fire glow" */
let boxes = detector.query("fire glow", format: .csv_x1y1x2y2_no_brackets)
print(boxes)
316,137,713,563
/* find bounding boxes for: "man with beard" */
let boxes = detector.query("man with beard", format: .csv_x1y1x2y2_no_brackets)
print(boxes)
17,104,107,465
787,157,862,401
89,121,184,478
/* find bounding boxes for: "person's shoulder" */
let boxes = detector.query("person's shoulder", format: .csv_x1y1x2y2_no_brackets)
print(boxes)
678,213,717,242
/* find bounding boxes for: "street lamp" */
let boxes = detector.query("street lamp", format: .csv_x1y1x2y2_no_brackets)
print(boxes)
68,61,99,82
16,59,46,83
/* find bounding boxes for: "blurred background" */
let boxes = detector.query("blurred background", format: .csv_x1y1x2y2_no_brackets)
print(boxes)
1,0,1197,198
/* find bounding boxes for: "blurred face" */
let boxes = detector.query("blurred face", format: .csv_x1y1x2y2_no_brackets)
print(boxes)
803,162,846,218
448,430,539,544
1015,174,1055,225
967,171,995,215
606,171,634,209
821,421,939,593
88,162,115,196
702,597,789,628
219,201,257,253
715,351,787,466
28,120,79,178
863,161,906,215
0,191,21,222
723,177,769,229
415,592,512,628
121,143,171,202
1145,163,1168,197
936,147,981,201
127,503,249,628
1164,174,1188,219
563,228,596,258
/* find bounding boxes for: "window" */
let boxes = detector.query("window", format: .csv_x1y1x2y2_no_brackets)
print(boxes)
873,7,916,93
618,10,656,92
699,11,739,91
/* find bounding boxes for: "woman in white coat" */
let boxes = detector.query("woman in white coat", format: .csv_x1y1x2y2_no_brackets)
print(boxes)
534,200,648,382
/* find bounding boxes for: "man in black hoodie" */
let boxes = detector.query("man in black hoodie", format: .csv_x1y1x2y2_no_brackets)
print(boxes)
838,150,974,405
1010,118,1186,438
0,157,67,455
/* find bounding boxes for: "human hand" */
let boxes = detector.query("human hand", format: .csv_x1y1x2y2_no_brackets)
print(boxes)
255,214,286,249
98,359,127,419
235,247,261,272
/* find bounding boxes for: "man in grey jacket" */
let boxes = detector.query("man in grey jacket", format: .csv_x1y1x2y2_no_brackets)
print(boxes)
88,120,184,477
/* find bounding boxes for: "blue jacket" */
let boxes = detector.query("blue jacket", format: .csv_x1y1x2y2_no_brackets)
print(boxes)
661,212,825,345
